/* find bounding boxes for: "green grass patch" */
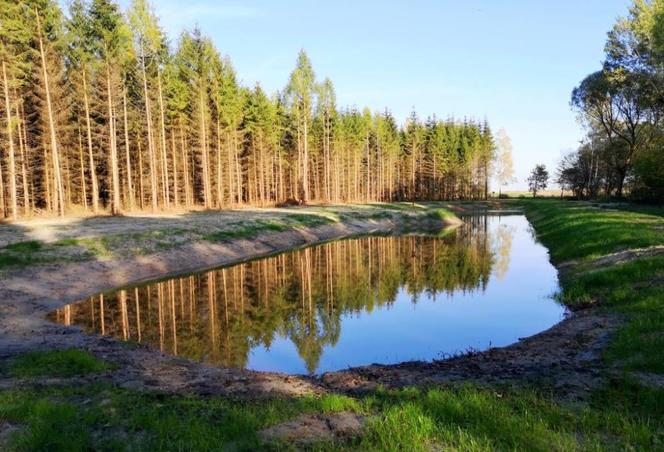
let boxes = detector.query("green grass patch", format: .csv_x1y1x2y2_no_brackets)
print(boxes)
352,383,663,451
7,350,111,378
204,220,288,242
53,229,189,258
0,241,52,269
287,213,336,227
4,241,43,252
518,199,663,265
205,214,338,242
424,208,456,221
0,384,360,451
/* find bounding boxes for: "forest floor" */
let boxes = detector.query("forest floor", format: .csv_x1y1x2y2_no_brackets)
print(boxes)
0,200,663,450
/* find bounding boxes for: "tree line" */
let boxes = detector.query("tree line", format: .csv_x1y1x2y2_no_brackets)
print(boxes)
565,0,664,201
0,0,496,220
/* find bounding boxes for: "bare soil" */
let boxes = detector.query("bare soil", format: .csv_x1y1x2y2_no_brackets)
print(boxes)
259,412,366,444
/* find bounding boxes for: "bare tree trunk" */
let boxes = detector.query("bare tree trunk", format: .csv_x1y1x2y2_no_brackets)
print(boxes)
365,133,370,202
225,131,234,205
37,13,65,217
138,139,145,209
123,89,134,210
199,92,211,208
77,128,87,209
17,103,30,215
2,61,17,219
216,119,223,207
302,116,309,203
0,143,5,217
106,65,120,215
157,70,170,209
179,119,191,208
233,130,241,204
82,72,99,214
171,129,179,208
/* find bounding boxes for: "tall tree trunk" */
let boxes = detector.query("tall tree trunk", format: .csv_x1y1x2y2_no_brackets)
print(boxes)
17,103,30,215
107,65,120,215
302,116,309,203
82,72,99,214
215,119,223,207
179,119,191,208
137,139,145,209
157,70,170,208
233,130,241,204
0,141,5,217
140,50,158,212
77,127,88,209
171,129,179,208
1,61,17,219
37,13,65,217
365,133,370,202
123,89,134,210
199,92,211,208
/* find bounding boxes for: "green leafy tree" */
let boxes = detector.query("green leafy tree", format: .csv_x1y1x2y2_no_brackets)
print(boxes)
527,164,549,197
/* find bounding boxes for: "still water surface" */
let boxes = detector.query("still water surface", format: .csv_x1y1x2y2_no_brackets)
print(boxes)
49,215,565,374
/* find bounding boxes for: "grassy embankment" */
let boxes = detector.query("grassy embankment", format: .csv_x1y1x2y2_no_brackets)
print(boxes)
1,200,663,450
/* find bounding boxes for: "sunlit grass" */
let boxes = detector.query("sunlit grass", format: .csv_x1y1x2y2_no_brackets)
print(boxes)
519,200,664,374
519,199,663,265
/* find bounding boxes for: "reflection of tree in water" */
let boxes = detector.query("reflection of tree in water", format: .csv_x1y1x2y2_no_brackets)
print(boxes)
50,219,497,373
491,220,516,281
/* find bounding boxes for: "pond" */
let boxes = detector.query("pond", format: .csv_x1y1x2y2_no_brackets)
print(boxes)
48,215,565,375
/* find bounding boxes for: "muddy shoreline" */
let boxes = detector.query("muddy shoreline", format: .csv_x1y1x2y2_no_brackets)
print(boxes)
0,207,617,401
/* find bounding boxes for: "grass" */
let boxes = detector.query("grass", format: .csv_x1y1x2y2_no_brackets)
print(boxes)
286,213,337,227
55,229,190,258
425,208,457,221
204,219,289,241
519,199,663,264
4,241,43,253
0,384,360,451
356,384,662,451
0,241,49,269
517,199,664,375
1,381,660,451
2,199,663,450
6,350,111,378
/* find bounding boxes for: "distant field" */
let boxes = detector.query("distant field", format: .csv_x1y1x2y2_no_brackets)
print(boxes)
499,189,569,198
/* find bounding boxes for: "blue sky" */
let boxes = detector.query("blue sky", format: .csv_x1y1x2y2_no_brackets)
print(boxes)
110,0,630,190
